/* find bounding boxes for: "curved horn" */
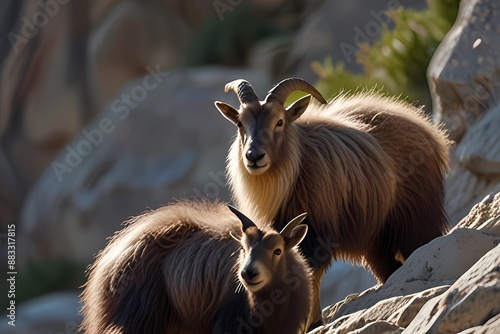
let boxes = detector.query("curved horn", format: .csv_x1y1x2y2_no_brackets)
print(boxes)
264,78,327,105
227,205,256,231
279,213,308,237
224,79,259,105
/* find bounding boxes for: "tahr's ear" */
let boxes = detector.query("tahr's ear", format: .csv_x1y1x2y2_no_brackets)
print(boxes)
280,212,308,251
286,95,311,122
215,101,239,126
284,225,308,251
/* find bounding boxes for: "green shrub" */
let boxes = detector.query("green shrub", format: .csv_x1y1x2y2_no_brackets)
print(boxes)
314,0,461,107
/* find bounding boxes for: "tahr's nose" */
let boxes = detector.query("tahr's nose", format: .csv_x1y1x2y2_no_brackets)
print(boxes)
246,149,265,163
241,266,259,281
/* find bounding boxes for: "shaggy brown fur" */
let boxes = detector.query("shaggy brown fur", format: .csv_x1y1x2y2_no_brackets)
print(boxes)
80,201,312,334
216,79,450,328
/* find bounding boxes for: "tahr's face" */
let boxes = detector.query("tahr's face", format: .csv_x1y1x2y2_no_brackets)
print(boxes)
236,102,287,175
216,94,312,176
239,228,285,293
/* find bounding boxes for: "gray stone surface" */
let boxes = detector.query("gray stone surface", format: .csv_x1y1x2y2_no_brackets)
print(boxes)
428,0,500,141
446,103,500,223
427,0,500,225
403,244,500,333
87,1,190,112
453,192,500,236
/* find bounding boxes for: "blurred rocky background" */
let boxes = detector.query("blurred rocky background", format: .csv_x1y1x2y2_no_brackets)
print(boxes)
1,0,499,333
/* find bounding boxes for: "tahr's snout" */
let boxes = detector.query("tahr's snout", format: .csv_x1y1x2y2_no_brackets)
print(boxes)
240,266,259,281
245,149,265,164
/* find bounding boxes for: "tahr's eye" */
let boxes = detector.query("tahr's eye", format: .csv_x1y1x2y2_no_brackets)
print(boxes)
237,121,242,127
276,119,284,127
274,249,282,256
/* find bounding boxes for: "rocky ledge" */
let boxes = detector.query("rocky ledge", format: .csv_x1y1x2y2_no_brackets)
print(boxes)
311,192,500,334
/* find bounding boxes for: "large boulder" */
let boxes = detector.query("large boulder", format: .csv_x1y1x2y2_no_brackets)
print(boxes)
0,0,81,191
428,0,500,142
453,192,500,234
427,0,500,224
87,1,190,112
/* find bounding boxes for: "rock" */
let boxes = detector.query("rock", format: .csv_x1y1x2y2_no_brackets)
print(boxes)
316,287,447,334
348,321,404,334
87,1,190,112
403,244,500,333
453,192,500,236
18,67,270,266
446,106,500,223
322,228,500,324
428,0,500,142
386,286,450,328
456,313,500,334
0,0,83,189
455,103,500,177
